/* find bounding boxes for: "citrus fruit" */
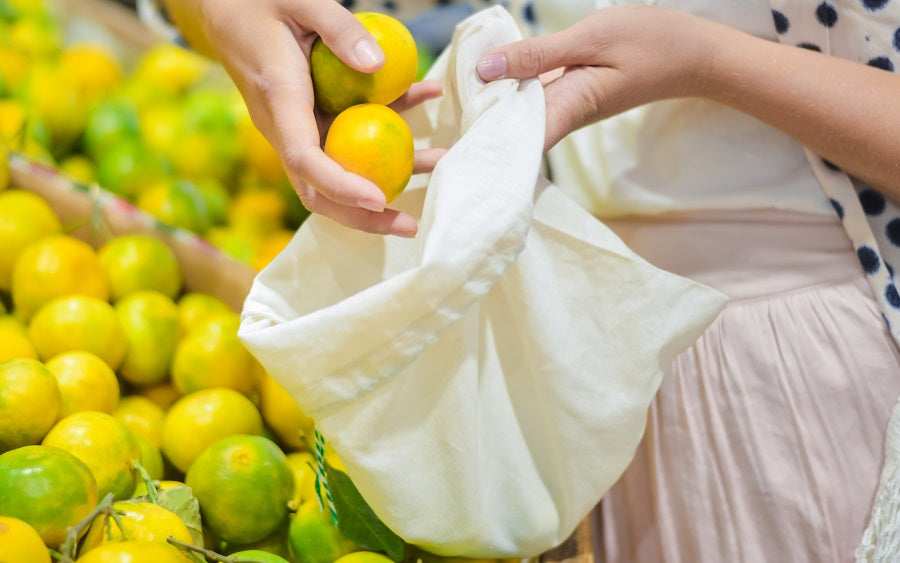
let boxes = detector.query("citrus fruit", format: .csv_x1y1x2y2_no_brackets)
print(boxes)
41,411,142,500
0,99,28,142
83,99,141,160
171,313,255,395
28,295,127,370
185,434,294,545
59,154,96,184
252,229,294,271
94,139,169,200
225,521,292,561
239,113,286,183
0,444,99,548
310,12,417,115
45,351,120,417
228,188,286,237
99,234,182,301
0,189,61,291
137,179,211,234
258,371,314,452
139,102,182,154
176,292,233,337
335,552,395,563
206,226,261,264
0,516,51,563
323,103,414,203
58,43,124,108
113,395,166,448
134,434,165,481
115,290,179,386
0,358,60,451
285,451,318,509
19,63,85,149
196,177,230,226
11,234,109,320
81,500,192,552
161,387,264,473
287,499,357,563
0,315,38,362
231,549,291,563
74,540,187,563
136,381,183,410
133,42,210,96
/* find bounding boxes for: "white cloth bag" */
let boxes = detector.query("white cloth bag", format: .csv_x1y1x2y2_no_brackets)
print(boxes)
238,7,726,557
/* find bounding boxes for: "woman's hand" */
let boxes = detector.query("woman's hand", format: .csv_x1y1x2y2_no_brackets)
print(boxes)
164,0,442,237
476,6,718,151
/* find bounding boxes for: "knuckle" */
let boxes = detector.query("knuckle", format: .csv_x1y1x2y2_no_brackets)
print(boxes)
517,40,545,75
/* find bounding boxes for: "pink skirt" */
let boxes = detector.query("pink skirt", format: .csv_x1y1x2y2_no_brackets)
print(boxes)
593,210,900,563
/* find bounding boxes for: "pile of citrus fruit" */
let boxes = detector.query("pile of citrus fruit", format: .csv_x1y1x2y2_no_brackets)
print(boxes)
0,183,325,561
0,0,308,271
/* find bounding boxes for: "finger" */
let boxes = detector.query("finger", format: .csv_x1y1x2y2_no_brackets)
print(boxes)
541,66,625,151
390,80,444,112
413,148,446,174
476,31,586,82
290,0,385,72
299,189,419,237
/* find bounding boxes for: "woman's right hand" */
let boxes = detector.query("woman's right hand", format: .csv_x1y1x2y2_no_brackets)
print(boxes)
164,0,440,237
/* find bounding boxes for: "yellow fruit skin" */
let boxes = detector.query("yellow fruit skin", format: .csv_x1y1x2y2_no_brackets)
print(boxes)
0,358,60,452
162,387,264,474
259,371,314,452
28,295,127,371
0,315,38,362
0,516,51,563
324,103,414,203
0,190,61,292
41,411,142,501
288,500,357,563
45,351,120,418
171,314,255,395
11,234,110,320
115,291,179,386
113,396,166,449
0,445,99,549
98,234,183,302
80,501,192,553
311,12,417,115
75,540,188,563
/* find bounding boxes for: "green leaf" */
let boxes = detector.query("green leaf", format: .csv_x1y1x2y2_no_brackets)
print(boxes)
326,463,405,562
156,485,206,555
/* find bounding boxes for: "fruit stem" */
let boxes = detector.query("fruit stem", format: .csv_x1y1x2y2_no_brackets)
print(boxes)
132,459,159,504
167,536,238,562
59,492,115,563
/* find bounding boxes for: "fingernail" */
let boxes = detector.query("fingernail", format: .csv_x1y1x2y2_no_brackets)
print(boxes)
395,226,418,238
477,53,507,81
353,38,385,69
357,198,384,212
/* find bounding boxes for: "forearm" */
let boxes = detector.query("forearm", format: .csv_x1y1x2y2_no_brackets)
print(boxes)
704,23,900,197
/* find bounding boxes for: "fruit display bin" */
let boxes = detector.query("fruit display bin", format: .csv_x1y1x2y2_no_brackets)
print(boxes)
3,0,598,560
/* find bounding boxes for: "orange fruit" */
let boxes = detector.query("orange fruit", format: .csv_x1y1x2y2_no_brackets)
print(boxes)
0,189,61,292
99,234,182,301
161,387,264,473
136,381,183,410
11,234,109,320
171,313,255,395
0,516,51,563
0,445,99,548
231,549,291,563
176,292,233,337
58,43,124,108
335,552,395,563
28,295,127,370
0,143,8,192
252,229,294,271
81,500,192,552
133,43,211,96
41,411,142,500
75,540,187,563
324,103,414,203
185,435,294,545
115,290,179,386
310,12,417,115
0,358,60,452
285,451,318,509
137,179,211,234
228,188,286,237
134,434,165,481
45,351,120,418
239,113,286,183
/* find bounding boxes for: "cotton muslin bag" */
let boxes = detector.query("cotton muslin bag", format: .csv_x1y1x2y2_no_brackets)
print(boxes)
239,6,726,558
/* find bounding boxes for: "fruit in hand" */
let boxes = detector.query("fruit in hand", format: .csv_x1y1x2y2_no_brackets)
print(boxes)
324,103,414,203
310,12,417,115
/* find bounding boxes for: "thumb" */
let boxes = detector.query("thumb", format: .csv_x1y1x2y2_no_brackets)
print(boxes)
295,1,385,72
476,33,575,81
